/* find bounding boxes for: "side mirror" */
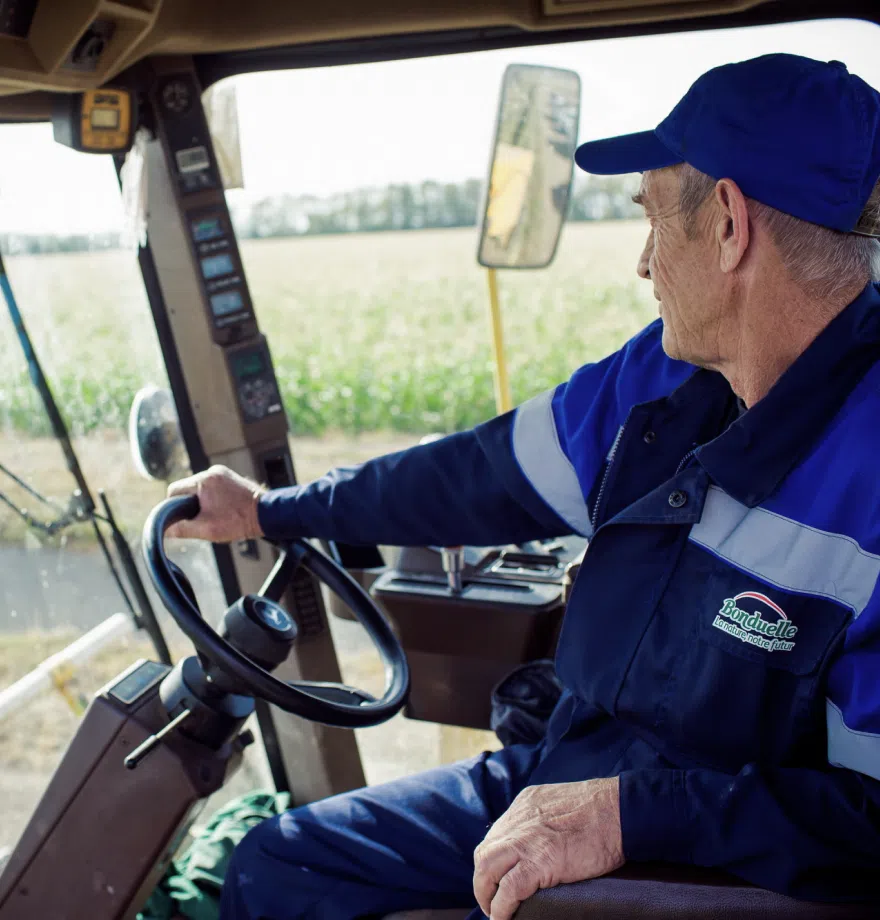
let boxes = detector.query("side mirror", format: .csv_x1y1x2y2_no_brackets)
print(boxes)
478,64,581,270
128,386,188,481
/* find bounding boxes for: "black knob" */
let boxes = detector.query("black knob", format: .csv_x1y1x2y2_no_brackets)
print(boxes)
234,729,256,751
220,595,297,672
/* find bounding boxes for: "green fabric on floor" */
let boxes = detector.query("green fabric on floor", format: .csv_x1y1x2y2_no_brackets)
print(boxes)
139,790,291,920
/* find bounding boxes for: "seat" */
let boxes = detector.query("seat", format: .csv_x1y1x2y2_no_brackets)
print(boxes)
513,864,877,919
381,864,877,918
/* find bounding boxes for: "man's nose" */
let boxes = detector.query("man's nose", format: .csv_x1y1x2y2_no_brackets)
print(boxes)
637,230,653,280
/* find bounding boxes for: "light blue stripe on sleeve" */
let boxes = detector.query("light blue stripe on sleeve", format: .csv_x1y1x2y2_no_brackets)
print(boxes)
512,389,593,537
827,698,880,782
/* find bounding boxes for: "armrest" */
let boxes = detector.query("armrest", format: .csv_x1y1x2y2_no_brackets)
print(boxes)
513,864,876,919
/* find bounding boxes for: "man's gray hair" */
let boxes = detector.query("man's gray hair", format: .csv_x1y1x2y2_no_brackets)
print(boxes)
677,163,880,301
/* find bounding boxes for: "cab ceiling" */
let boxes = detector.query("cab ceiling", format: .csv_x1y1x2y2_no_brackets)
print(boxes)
0,0,868,114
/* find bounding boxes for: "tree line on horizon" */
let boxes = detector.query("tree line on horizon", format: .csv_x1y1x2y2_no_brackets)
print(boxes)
0,173,641,255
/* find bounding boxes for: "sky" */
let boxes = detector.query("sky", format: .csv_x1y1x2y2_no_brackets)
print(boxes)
0,16,879,233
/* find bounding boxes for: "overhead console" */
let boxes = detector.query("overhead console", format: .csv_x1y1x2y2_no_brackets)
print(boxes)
0,0,163,95
0,0,777,102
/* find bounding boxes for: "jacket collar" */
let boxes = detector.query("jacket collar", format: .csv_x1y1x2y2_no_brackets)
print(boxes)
689,282,880,508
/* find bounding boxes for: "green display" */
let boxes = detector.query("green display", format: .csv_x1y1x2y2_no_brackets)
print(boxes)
232,350,266,378
192,216,224,242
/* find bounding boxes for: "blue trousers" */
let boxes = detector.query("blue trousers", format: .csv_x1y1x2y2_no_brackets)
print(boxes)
219,744,540,919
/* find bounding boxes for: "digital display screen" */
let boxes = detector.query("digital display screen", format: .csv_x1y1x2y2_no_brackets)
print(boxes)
192,216,224,243
232,350,266,378
108,661,169,705
201,253,235,279
211,289,245,317
90,108,119,130
176,145,210,174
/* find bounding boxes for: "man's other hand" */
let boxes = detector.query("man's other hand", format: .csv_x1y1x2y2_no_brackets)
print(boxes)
473,777,624,920
165,465,266,542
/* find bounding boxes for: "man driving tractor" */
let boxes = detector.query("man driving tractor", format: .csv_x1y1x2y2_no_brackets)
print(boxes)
167,53,880,919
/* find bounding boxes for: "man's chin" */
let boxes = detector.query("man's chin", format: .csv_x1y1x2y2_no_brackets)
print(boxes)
660,324,681,362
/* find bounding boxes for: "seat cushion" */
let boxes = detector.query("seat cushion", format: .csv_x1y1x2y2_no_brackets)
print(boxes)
513,865,877,919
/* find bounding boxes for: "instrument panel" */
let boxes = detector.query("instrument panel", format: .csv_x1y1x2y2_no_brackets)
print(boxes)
186,208,255,334
226,339,284,424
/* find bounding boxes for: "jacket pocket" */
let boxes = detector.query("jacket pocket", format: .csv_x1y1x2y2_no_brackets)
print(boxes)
695,544,850,677
654,541,850,767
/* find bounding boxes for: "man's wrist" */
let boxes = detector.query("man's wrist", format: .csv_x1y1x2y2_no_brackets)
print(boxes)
250,486,268,538
618,769,695,864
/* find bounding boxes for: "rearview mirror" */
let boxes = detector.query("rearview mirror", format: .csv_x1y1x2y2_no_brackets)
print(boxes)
478,64,581,270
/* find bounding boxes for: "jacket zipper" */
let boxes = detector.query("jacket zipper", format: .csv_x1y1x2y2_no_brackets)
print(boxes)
591,419,627,531
675,448,697,475
591,426,696,532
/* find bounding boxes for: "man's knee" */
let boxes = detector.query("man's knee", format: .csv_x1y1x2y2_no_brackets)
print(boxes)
223,818,278,904
222,812,319,915
222,805,363,912
223,813,280,897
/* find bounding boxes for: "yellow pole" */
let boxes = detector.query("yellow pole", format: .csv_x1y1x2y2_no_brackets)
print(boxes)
486,268,513,415
437,269,513,764
49,663,87,716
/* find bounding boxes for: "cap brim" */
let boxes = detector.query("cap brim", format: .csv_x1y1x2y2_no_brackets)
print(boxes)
575,130,683,175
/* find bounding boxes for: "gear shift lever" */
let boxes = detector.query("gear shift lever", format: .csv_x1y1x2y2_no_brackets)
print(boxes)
441,545,464,594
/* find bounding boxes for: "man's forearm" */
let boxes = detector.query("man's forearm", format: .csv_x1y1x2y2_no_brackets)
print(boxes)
258,422,572,547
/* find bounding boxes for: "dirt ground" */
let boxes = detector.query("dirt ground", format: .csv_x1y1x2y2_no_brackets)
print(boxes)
0,428,421,548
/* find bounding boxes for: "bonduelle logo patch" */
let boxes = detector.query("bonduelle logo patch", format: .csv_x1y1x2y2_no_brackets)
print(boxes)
712,591,797,653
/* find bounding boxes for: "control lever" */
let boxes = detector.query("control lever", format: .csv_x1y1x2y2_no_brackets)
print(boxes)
124,708,192,769
441,546,464,594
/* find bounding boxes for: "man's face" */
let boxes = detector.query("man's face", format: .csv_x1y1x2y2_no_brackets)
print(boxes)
635,167,726,367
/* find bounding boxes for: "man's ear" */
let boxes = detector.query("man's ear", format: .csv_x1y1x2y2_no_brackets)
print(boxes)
714,178,750,273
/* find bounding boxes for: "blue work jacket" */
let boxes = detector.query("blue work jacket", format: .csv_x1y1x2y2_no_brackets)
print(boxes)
259,282,880,902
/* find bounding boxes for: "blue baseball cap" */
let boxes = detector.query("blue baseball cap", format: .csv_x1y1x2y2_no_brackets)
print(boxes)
574,54,880,234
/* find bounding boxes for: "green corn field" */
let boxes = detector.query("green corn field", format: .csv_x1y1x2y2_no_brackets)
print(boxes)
0,220,654,440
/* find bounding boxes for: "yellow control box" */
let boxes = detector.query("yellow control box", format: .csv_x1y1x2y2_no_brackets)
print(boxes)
53,88,136,154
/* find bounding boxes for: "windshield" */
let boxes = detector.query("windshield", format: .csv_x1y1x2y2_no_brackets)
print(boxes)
1,14,878,863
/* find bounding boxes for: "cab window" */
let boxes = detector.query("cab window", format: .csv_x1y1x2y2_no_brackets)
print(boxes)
1,14,879,858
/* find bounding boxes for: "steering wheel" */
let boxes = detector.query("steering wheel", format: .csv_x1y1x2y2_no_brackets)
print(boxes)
143,494,410,728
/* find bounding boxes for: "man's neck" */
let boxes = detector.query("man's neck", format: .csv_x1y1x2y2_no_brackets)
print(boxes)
717,277,867,408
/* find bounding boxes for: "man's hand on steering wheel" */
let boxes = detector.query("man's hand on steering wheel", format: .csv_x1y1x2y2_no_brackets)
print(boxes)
166,465,266,543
